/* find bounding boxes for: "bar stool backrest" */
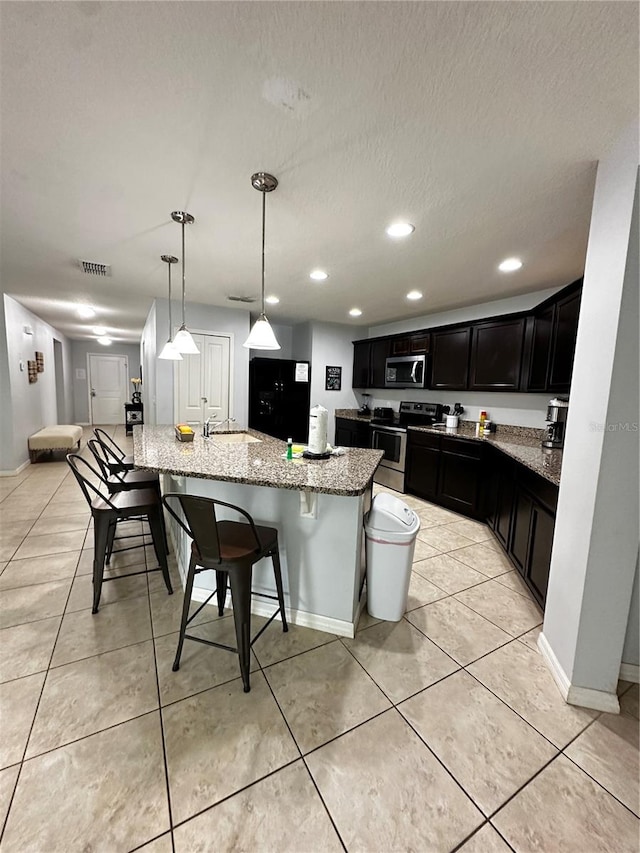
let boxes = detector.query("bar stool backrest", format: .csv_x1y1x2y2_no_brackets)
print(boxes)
86,439,128,486
94,428,126,465
66,453,119,510
163,493,262,565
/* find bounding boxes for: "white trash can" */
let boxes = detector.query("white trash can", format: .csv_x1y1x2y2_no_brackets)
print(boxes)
364,493,421,621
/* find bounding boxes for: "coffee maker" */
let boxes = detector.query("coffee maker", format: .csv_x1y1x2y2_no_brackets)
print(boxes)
542,397,569,449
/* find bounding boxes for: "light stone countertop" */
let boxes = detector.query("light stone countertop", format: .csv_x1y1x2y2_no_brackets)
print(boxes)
334,409,562,486
133,425,383,497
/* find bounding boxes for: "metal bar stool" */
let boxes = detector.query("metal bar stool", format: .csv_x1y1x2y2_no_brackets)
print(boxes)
93,428,135,474
162,493,288,693
86,438,169,560
67,454,173,613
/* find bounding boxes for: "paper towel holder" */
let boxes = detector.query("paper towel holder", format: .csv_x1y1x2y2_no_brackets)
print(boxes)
302,449,331,460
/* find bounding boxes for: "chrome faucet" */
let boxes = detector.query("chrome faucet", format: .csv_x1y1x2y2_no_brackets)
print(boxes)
204,418,236,438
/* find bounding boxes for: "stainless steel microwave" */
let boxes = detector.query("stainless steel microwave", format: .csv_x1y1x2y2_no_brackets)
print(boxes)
385,354,427,388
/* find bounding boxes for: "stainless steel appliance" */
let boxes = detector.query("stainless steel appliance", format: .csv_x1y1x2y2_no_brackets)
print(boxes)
542,396,569,449
372,401,444,492
385,354,427,389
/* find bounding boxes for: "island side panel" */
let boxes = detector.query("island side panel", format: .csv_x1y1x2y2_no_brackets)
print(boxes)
162,474,368,637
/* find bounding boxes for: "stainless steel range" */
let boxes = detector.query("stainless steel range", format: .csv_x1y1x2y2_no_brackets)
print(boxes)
371,401,443,493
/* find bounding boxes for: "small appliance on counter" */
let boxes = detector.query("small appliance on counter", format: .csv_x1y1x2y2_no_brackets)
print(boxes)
357,393,372,418
372,406,395,423
542,397,569,449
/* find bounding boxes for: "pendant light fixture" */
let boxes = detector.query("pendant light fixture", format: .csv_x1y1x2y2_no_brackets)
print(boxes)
170,210,200,354
243,172,281,351
158,255,182,361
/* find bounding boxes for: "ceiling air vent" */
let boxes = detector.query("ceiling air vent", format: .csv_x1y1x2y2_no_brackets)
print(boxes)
227,295,257,303
78,259,111,276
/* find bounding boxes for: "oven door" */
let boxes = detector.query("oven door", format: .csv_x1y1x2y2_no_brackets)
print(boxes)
371,426,407,472
385,355,426,388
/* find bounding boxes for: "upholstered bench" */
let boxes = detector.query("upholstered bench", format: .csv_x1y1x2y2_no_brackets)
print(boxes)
28,425,83,462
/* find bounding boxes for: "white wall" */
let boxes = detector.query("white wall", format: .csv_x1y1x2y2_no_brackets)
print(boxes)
141,301,157,425
71,339,141,423
2,295,73,472
0,297,15,472
542,127,639,708
152,298,251,427
308,323,359,443
622,557,639,668
292,322,312,362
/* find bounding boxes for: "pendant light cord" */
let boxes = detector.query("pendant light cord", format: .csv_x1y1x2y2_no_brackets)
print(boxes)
181,221,186,325
168,263,173,335
261,190,266,316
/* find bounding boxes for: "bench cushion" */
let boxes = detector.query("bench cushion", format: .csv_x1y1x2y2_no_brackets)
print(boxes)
28,425,83,451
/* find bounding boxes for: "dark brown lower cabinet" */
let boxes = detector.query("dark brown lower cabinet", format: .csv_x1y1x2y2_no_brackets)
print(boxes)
334,417,371,448
406,434,558,609
405,432,440,500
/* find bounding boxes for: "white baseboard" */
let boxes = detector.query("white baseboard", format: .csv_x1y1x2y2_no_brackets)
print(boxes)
619,662,640,684
538,632,620,714
190,585,357,638
77,422,90,427
0,459,31,478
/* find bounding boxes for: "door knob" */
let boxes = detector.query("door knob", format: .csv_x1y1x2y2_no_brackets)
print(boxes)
90,389,96,397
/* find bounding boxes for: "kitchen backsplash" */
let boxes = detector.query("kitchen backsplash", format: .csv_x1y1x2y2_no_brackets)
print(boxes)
360,388,552,429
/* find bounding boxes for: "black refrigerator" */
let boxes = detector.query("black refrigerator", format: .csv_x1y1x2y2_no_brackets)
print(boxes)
249,358,311,442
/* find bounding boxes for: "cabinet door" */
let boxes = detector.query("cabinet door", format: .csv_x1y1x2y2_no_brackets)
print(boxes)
391,337,410,356
335,419,356,448
406,445,440,500
410,334,429,354
509,488,533,576
527,503,555,607
370,339,390,388
526,306,554,391
438,452,482,516
430,327,471,390
352,341,371,388
495,462,515,549
469,318,525,391
548,290,581,391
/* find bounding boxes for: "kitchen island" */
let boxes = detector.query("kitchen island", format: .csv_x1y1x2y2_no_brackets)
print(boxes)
133,425,383,637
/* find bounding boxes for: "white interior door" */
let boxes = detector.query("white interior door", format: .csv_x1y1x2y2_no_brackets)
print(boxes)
89,354,128,424
176,333,231,425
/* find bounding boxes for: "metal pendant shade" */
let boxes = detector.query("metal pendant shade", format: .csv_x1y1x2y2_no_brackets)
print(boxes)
158,254,183,361
171,210,200,355
243,172,281,351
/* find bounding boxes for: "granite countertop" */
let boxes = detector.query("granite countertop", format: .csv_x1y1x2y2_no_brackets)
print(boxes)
133,425,383,497
333,409,562,485
335,409,372,422
408,422,562,486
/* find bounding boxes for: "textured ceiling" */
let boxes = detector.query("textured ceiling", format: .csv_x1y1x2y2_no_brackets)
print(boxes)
1,1,638,342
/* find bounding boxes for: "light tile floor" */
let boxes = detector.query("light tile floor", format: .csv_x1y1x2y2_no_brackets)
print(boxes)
0,427,638,852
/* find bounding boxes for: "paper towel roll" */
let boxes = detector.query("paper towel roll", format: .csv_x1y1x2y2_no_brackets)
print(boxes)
308,404,328,454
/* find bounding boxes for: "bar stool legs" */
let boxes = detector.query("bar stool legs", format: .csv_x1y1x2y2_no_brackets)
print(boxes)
172,554,198,673
228,565,253,693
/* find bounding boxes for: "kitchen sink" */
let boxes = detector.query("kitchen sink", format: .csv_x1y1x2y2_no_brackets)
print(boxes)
209,432,262,444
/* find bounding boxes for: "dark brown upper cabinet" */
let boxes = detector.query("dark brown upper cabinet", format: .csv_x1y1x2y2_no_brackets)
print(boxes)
468,317,526,391
351,338,390,388
370,339,390,387
390,334,429,356
430,326,471,390
523,280,582,393
352,340,371,388
548,289,581,391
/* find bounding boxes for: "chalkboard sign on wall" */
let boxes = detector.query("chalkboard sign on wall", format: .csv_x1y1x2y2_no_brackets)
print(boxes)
325,365,342,391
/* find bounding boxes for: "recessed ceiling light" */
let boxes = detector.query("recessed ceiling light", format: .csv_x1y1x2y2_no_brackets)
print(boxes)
92,326,107,336
498,257,523,272
77,305,96,319
406,290,423,301
310,270,329,281
349,308,362,317
97,336,112,346
386,222,415,238
265,295,280,305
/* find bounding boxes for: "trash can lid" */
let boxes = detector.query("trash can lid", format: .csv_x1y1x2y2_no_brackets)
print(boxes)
365,492,420,533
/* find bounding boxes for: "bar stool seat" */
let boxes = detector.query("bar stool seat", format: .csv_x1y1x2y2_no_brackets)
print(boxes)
67,454,173,613
163,493,288,693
